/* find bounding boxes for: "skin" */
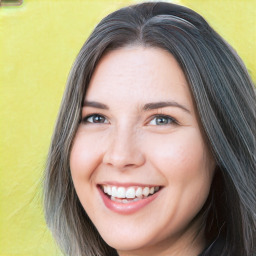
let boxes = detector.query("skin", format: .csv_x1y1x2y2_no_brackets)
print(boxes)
70,46,216,256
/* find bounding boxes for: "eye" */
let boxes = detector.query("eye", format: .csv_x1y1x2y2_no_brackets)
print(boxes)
148,115,177,126
82,114,108,124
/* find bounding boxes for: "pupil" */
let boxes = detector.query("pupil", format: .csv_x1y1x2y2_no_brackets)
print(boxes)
93,115,104,123
156,117,168,125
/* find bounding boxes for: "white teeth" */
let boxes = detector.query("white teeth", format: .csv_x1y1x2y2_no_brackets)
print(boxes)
102,185,160,201
117,187,126,198
112,186,118,197
122,199,129,204
126,187,136,198
142,187,149,197
135,187,143,198
111,196,140,203
107,186,112,195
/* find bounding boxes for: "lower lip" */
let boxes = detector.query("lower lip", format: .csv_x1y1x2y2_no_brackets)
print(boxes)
97,186,161,214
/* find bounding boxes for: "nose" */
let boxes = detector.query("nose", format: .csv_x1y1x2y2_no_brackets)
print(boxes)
102,127,145,170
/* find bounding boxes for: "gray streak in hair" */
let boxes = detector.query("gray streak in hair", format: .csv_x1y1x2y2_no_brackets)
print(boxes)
43,2,256,256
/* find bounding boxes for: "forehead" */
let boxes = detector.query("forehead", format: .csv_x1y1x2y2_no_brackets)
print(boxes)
86,46,193,109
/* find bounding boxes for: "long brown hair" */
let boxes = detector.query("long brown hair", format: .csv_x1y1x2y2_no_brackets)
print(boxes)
43,2,256,255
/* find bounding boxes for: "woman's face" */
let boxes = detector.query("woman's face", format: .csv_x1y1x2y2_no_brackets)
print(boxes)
70,46,216,255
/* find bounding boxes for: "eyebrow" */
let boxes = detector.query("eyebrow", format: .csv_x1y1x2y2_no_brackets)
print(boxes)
83,100,190,113
143,101,190,113
83,101,109,109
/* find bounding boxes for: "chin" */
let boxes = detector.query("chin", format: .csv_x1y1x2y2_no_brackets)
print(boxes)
99,228,155,252
105,237,150,253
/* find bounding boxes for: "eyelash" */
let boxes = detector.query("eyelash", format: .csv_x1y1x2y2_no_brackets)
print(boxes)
81,114,178,126
81,114,108,124
148,115,178,126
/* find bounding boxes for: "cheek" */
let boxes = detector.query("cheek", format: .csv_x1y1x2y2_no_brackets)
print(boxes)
147,129,215,225
70,130,105,181
147,129,211,175
144,128,215,203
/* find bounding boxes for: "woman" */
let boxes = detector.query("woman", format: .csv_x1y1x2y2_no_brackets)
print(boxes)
43,2,256,256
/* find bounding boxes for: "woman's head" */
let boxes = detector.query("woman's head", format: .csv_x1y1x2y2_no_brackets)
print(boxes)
70,46,216,255
44,2,256,256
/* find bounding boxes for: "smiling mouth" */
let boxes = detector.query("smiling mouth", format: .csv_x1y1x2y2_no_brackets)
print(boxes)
99,184,162,204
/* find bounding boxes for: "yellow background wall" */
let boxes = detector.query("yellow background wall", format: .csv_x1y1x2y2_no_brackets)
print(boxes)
0,0,255,255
